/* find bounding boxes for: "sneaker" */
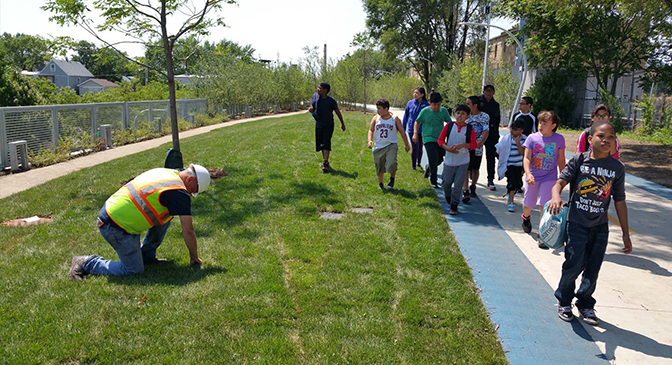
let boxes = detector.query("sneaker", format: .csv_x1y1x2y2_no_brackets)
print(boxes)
557,304,574,322
522,215,532,233
423,165,430,178
69,255,92,281
469,185,477,198
449,203,459,215
538,238,549,249
386,178,395,190
430,183,439,189
487,180,496,191
379,182,385,191
462,189,471,203
579,308,599,326
507,203,515,212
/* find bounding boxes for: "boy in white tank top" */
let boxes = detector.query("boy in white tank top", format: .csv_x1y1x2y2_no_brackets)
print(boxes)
368,98,411,190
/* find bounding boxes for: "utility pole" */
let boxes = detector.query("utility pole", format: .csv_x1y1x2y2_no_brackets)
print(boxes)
363,50,367,114
323,44,327,78
482,4,492,91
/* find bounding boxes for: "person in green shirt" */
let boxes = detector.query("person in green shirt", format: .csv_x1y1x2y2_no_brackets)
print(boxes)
413,91,452,188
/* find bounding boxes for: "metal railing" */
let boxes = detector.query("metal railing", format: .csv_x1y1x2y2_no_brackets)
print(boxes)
0,99,207,169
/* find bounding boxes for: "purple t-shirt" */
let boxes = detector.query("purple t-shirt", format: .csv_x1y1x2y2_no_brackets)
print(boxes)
523,132,566,182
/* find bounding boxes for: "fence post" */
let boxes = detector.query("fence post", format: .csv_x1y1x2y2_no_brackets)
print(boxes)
51,106,59,148
148,103,153,125
0,109,6,169
91,105,97,140
123,102,130,130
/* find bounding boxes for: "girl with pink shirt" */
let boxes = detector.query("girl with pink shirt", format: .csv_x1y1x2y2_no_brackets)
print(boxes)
576,104,620,160
522,111,566,248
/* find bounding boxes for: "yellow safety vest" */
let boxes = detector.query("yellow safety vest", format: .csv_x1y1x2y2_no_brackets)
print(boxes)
106,168,186,234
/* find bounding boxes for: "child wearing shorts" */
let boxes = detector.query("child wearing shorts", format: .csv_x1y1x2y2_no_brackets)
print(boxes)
368,98,410,190
522,111,566,248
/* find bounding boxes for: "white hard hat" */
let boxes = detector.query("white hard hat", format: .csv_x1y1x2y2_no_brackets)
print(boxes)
189,164,211,196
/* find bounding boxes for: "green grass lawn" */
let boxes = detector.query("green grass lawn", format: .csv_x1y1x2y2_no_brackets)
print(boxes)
0,112,507,364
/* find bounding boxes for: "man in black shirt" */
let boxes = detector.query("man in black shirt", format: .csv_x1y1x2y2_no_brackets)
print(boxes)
309,82,346,172
480,84,501,191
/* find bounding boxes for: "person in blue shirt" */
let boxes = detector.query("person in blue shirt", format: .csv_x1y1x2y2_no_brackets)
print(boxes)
402,87,429,170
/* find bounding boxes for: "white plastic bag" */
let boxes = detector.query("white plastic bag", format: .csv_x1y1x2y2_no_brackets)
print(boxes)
539,201,568,249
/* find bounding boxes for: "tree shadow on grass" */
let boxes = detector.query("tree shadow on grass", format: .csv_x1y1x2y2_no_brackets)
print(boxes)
107,262,228,286
387,188,417,199
327,168,358,179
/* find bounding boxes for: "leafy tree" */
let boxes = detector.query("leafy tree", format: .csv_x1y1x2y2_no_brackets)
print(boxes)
0,33,53,71
44,0,234,152
363,0,487,86
71,40,132,82
526,70,576,126
0,66,47,106
498,0,672,96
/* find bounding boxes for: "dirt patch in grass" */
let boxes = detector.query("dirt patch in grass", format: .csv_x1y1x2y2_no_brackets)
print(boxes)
207,168,228,180
2,216,54,227
562,130,672,188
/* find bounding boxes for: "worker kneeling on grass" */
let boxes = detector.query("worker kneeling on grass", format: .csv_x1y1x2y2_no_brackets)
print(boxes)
69,164,211,280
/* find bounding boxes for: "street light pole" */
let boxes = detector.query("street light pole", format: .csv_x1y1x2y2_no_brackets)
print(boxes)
460,21,528,127
482,5,491,91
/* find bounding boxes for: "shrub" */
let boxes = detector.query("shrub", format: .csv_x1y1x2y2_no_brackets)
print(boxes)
527,70,576,127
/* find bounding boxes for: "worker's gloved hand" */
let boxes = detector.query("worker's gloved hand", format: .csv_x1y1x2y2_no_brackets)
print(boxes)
190,257,202,266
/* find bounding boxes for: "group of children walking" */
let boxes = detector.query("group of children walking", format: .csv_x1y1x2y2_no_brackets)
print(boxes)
312,82,632,326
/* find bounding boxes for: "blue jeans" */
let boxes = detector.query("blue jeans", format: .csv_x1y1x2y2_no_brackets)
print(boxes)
554,222,609,309
84,220,171,276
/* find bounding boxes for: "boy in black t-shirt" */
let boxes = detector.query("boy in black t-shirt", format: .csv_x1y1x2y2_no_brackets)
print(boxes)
511,96,537,136
309,82,346,172
547,121,632,326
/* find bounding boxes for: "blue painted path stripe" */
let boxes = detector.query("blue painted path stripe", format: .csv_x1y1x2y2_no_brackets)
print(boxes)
433,163,608,365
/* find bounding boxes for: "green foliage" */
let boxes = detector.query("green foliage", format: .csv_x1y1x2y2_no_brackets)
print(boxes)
194,56,312,110
634,93,656,133
71,40,132,82
29,134,105,168
0,66,47,106
365,74,424,108
497,0,672,96
0,33,53,71
598,87,624,132
526,70,576,126
363,0,488,85
437,57,519,120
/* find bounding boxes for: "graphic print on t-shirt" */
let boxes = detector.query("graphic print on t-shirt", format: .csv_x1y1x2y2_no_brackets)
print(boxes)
575,164,617,214
532,142,557,170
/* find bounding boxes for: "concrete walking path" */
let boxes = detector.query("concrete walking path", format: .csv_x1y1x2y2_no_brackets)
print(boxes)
0,111,307,199
391,104,672,364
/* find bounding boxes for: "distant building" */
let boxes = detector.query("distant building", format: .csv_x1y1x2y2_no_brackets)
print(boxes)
486,31,646,127
77,78,120,94
174,74,204,86
37,59,94,94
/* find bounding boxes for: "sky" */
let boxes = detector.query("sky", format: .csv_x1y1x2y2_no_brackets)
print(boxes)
0,0,513,64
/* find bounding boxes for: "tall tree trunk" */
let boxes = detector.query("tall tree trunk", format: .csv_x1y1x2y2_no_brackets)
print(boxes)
610,74,619,97
161,2,180,151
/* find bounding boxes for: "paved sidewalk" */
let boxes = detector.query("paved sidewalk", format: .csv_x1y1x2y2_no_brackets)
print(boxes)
0,111,307,199
393,102,672,364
